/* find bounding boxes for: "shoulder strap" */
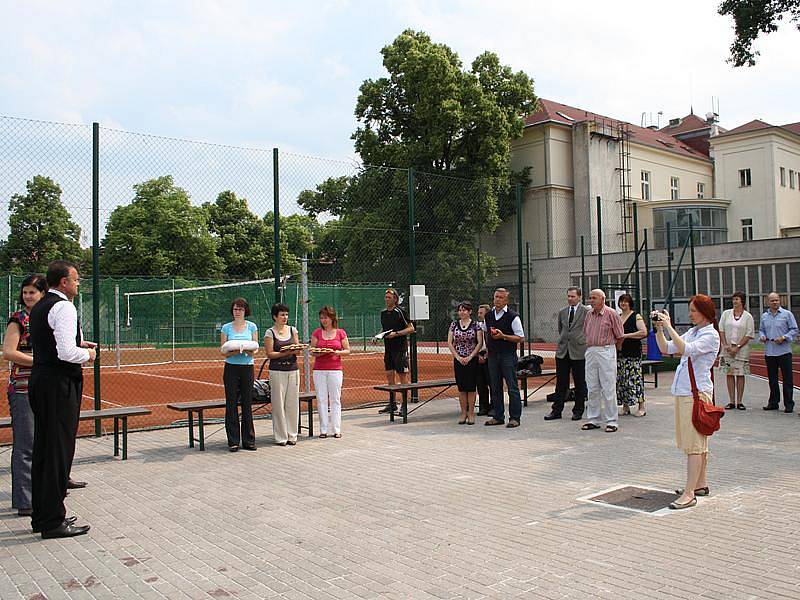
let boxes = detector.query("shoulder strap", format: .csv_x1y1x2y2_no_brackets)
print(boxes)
686,357,699,398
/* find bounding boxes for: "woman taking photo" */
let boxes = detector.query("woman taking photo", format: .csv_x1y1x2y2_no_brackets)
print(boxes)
310,306,350,438
220,298,258,452
653,295,720,510
718,291,755,410
447,301,483,425
616,294,648,417
3,274,47,516
265,303,302,446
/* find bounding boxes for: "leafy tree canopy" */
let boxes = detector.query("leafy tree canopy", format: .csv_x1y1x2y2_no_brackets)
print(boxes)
101,176,224,278
2,175,83,274
204,190,269,279
719,0,800,66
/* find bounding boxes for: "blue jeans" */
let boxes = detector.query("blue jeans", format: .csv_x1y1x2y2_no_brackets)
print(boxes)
8,389,34,509
488,352,521,422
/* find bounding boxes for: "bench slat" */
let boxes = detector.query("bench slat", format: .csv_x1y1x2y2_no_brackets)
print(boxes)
79,408,150,419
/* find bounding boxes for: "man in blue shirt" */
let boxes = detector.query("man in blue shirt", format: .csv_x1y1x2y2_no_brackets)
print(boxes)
759,292,798,413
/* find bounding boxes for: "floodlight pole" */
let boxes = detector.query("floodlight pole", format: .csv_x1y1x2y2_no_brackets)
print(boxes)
92,122,101,436
273,148,281,305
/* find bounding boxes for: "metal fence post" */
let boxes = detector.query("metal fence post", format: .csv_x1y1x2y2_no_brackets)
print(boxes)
408,168,418,392
689,215,697,295
516,184,524,355
273,148,281,305
580,235,586,299
596,196,603,292
92,122,101,436
633,203,640,307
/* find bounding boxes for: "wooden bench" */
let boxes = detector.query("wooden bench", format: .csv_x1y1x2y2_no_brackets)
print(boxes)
166,392,316,451
0,407,151,460
517,369,558,405
373,379,457,424
641,360,663,388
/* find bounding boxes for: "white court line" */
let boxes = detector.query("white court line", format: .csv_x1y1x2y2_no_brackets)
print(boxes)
117,370,224,388
80,394,124,408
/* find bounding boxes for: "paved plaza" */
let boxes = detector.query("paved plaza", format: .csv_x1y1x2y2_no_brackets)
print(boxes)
1,375,799,600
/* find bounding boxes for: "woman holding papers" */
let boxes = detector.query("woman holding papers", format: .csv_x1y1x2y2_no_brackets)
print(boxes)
310,306,350,438
220,297,259,452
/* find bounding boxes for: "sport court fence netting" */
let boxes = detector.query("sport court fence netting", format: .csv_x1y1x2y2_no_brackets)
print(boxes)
0,115,539,442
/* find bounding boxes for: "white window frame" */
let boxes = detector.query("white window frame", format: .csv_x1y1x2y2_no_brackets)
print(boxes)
641,171,651,200
780,166,786,187
741,218,753,241
697,182,705,199
670,176,680,200
739,168,752,187
790,169,796,189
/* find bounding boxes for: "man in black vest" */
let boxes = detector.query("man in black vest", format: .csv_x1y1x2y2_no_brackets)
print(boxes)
29,260,95,538
484,288,525,428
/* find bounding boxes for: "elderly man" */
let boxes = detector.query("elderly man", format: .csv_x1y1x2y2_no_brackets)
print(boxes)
545,287,589,421
581,289,624,433
484,288,525,428
759,292,798,413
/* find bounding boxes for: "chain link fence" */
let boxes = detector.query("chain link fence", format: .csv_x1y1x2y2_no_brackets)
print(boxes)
4,114,798,442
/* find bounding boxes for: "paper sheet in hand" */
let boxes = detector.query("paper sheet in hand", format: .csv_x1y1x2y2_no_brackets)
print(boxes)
373,330,393,341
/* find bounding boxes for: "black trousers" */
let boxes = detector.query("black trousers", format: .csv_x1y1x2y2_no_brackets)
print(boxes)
765,353,794,411
476,357,491,414
551,356,587,417
29,369,81,533
223,363,255,447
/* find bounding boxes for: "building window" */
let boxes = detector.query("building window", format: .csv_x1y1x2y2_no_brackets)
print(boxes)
641,171,651,200
697,182,705,199
670,176,680,200
790,169,796,189
742,218,753,241
780,167,786,187
652,206,728,249
739,168,752,187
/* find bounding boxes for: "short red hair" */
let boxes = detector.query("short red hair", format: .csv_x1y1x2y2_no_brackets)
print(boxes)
689,294,717,327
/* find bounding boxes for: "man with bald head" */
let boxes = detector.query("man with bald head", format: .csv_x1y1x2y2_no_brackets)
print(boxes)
581,289,624,432
759,292,798,412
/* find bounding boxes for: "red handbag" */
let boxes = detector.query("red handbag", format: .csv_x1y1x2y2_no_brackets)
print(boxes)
687,357,724,436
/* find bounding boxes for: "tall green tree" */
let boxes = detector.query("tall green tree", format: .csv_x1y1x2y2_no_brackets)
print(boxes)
719,0,800,66
101,176,224,277
2,175,83,273
299,30,536,305
204,190,268,279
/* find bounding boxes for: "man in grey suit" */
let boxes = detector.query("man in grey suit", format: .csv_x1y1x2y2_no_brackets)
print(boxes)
544,287,588,421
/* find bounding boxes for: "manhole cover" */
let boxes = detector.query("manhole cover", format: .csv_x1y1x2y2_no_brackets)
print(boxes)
580,485,678,514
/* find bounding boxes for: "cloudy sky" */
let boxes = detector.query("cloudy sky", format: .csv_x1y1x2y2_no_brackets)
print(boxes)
2,0,798,160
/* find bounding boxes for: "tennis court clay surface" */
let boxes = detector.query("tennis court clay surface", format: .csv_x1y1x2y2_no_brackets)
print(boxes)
2,348,557,443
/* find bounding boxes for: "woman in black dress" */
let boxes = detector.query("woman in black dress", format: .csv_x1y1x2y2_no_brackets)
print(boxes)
447,301,484,425
616,294,648,416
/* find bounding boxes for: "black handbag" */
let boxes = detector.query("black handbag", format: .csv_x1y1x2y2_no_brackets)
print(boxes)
251,358,271,404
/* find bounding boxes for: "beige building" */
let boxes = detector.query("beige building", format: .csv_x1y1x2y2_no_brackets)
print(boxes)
710,120,800,240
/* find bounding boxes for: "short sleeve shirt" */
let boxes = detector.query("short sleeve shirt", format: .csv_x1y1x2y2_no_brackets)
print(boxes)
221,321,258,365
381,307,411,353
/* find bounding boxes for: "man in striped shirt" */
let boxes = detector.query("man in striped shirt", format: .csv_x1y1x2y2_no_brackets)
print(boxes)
581,289,625,433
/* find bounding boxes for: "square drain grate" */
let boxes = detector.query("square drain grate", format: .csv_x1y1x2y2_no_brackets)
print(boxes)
581,485,679,514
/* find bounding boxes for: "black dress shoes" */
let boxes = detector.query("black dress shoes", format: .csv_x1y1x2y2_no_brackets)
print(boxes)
67,479,87,489
40,520,89,539
33,516,76,534
763,405,778,411
571,414,583,421
543,412,562,421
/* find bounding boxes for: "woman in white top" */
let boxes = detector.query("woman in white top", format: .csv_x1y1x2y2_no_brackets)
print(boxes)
718,291,755,410
653,294,720,510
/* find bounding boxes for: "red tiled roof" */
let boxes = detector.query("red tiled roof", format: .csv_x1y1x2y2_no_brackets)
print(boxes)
660,113,709,135
715,119,772,136
524,99,710,162
780,122,800,136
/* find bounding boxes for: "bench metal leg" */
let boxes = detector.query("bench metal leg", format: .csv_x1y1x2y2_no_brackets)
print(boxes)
522,378,529,406
198,409,205,451
402,391,408,424
188,411,194,448
654,366,658,388
389,391,395,423
122,417,128,460
307,402,313,437
114,417,120,457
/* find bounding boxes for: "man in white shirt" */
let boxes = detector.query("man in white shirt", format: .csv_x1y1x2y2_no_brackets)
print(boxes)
29,260,96,539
